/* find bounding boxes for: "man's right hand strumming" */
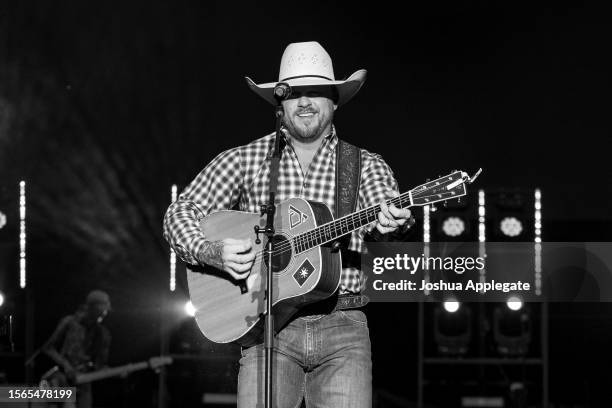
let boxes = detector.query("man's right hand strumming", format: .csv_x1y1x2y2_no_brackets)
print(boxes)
197,238,255,280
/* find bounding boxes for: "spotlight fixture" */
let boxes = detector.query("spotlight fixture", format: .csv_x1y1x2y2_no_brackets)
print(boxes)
0,211,6,230
500,217,523,237
429,191,477,241
442,217,465,237
443,300,460,313
490,190,533,241
435,300,471,356
0,292,4,308
506,295,523,311
494,302,531,356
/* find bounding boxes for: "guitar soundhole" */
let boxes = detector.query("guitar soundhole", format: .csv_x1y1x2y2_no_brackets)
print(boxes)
263,234,292,273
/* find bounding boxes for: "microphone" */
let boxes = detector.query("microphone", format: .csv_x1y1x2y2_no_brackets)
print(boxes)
97,309,108,324
273,82,292,101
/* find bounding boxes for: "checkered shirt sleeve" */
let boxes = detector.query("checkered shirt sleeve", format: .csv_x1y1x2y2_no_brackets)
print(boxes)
163,148,244,264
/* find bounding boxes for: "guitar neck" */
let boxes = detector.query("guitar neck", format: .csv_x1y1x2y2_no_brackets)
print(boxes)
75,361,149,384
292,169,470,253
293,190,413,254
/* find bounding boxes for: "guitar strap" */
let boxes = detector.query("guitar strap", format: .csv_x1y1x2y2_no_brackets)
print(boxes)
284,139,366,318
335,139,361,246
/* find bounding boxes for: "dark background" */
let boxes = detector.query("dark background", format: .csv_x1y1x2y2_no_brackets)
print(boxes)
1,0,611,406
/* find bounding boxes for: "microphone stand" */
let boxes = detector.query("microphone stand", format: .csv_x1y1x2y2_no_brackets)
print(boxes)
254,99,285,408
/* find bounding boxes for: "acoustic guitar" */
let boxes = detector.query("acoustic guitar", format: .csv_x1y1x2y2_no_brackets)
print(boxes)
187,169,481,346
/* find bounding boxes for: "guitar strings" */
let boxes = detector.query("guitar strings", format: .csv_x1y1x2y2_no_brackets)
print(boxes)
243,183,462,265
249,190,453,261
270,195,404,254
245,193,411,262
274,188,454,253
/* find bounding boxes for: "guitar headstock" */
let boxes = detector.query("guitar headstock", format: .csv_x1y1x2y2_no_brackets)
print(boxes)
411,169,482,207
149,356,173,369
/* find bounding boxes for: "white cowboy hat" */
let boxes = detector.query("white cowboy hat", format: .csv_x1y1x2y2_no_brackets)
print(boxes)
245,41,367,106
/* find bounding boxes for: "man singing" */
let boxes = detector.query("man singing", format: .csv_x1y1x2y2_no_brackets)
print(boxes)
164,41,413,407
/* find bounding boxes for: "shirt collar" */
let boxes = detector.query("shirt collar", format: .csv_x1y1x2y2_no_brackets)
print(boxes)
325,125,338,152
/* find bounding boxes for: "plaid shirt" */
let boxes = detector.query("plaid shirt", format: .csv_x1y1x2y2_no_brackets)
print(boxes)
47,314,111,371
163,127,399,293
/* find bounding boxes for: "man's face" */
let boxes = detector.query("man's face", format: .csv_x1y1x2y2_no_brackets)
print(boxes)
281,87,337,142
87,301,111,322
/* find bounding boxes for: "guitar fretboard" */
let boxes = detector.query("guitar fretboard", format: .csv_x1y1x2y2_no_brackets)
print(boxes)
292,192,412,254
290,170,468,253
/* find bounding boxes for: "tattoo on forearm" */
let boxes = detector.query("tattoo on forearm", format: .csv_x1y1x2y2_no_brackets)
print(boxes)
198,240,224,268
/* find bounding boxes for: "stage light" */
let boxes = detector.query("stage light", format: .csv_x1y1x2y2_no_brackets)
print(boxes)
477,189,487,282
0,211,6,230
19,181,26,289
184,300,196,317
434,301,471,356
0,292,4,308
488,190,536,241
500,217,523,237
494,303,531,357
170,252,176,292
534,189,542,294
478,190,485,243
534,189,542,244
422,205,432,294
169,184,178,292
506,295,523,311
428,192,477,241
443,300,460,313
442,217,465,237
423,204,431,243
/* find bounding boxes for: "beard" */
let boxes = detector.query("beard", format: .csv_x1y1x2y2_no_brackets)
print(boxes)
282,108,333,142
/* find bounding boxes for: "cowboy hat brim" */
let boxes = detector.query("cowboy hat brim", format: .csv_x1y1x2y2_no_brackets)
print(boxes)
245,69,367,106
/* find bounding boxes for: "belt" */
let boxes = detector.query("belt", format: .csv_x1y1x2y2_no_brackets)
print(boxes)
297,293,370,317
333,293,370,312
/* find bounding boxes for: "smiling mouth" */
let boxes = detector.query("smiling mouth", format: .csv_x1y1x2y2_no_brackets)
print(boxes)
297,112,316,118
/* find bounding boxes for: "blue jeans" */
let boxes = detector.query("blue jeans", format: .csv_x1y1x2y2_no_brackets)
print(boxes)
237,309,372,408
